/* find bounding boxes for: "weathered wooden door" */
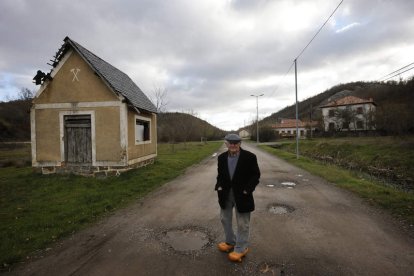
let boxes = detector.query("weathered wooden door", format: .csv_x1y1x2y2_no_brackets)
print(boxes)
64,115,92,164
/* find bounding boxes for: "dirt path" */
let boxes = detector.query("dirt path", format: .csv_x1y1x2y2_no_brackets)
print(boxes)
7,143,414,275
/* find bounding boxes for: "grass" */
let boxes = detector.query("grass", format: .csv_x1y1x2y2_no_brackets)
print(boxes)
268,136,414,190
0,141,222,269
259,140,414,228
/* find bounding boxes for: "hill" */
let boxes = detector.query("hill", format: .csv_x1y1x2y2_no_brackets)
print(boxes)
157,112,226,142
0,99,31,142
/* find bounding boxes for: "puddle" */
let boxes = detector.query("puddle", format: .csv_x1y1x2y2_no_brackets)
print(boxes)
281,181,296,187
266,184,275,188
161,229,209,252
268,204,295,214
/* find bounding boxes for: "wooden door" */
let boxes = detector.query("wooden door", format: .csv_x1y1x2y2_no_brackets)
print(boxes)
64,115,92,164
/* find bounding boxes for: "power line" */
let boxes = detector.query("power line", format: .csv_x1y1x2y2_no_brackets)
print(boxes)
295,0,344,60
378,62,414,81
268,62,295,97
381,65,414,81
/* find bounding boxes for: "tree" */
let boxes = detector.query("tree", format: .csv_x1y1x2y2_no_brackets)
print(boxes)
150,86,168,113
18,88,34,100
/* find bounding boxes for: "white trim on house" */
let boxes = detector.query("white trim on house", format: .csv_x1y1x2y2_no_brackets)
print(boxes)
34,101,122,110
59,110,96,166
120,102,128,164
134,115,152,145
30,108,37,166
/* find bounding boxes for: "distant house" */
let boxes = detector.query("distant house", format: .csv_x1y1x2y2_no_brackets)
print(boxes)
319,96,376,132
271,118,317,138
31,36,157,176
239,129,250,139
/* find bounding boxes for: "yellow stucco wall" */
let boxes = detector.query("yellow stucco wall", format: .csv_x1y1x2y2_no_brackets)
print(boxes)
35,109,60,162
95,107,122,161
35,50,119,104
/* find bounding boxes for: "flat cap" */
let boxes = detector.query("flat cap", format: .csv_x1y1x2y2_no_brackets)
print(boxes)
224,133,241,142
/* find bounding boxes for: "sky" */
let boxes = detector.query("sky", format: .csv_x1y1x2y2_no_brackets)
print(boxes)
1,0,413,131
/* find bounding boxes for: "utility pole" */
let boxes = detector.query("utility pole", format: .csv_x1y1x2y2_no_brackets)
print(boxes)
250,93,264,143
294,59,299,159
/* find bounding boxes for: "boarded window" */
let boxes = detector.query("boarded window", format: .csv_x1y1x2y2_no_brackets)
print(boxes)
135,117,151,143
357,107,363,114
64,115,92,164
329,109,335,117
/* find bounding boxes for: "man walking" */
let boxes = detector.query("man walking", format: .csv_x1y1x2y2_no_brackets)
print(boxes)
215,134,261,262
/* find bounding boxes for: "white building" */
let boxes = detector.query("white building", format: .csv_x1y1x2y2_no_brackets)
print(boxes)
320,96,376,132
272,119,317,138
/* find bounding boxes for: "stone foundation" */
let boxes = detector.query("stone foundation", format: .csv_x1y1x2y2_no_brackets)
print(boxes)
35,157,155,177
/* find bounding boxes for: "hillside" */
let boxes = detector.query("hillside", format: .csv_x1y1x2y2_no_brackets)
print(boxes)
157,112,226,142
258,78,414,135
0,99,31,142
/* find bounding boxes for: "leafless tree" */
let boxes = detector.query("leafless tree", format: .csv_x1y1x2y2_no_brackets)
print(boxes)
18,88,34,100
150,86,168,113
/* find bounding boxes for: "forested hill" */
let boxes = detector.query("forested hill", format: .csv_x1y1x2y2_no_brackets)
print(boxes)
157,112,226,142
0,99,31,142
259,78,414,134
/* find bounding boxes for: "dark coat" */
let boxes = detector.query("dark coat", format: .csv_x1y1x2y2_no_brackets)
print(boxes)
215,148,261,213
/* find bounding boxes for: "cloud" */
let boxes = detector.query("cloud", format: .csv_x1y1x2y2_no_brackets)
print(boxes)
1,0,413,130
335,22,361,33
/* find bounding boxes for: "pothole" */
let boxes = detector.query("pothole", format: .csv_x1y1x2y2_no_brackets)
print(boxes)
160,227,212,253
268,204,295,214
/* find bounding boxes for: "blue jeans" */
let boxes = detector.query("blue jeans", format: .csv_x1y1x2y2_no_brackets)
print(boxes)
220,189,251,253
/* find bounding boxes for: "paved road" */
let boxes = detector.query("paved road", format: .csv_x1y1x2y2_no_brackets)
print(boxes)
8,143,414,275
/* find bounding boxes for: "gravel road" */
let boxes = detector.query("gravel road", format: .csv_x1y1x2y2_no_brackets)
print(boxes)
7,143,414,275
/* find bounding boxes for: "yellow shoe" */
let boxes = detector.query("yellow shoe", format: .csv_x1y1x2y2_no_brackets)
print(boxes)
228,248,249,262
217,242,235,252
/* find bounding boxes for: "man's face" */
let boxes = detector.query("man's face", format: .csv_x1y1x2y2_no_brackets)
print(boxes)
226,141,241,154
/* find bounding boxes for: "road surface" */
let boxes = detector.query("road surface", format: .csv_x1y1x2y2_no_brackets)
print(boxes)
8,143,414,275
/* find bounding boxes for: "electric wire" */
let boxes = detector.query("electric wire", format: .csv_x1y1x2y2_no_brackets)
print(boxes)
295,0,344,60
269,0,343,97
381,66,414,81
378,62,414,81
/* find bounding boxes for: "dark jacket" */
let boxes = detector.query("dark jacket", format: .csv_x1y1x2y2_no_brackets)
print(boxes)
215,148,261,213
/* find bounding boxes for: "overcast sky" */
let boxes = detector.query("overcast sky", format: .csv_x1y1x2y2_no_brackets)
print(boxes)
1,0,413,130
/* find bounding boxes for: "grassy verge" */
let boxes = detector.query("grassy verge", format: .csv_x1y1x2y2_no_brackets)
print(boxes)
269,136,414,190
0,141,222,269
259,144,414,228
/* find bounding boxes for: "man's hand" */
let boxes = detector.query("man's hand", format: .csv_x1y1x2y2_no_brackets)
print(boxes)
217,187,223,191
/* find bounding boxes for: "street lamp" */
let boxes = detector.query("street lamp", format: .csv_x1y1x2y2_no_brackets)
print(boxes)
250,93,264,143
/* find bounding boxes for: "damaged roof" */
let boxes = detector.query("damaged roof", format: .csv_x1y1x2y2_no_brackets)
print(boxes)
50,36,157,113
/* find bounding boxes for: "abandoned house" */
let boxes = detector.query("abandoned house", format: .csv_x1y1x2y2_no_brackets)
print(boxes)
31,36,157,176
319,96,376,132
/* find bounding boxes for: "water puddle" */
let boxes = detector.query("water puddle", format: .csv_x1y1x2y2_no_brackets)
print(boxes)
266,184,275,188
268,204,295,215
161,229,209,252
281,181,296,187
